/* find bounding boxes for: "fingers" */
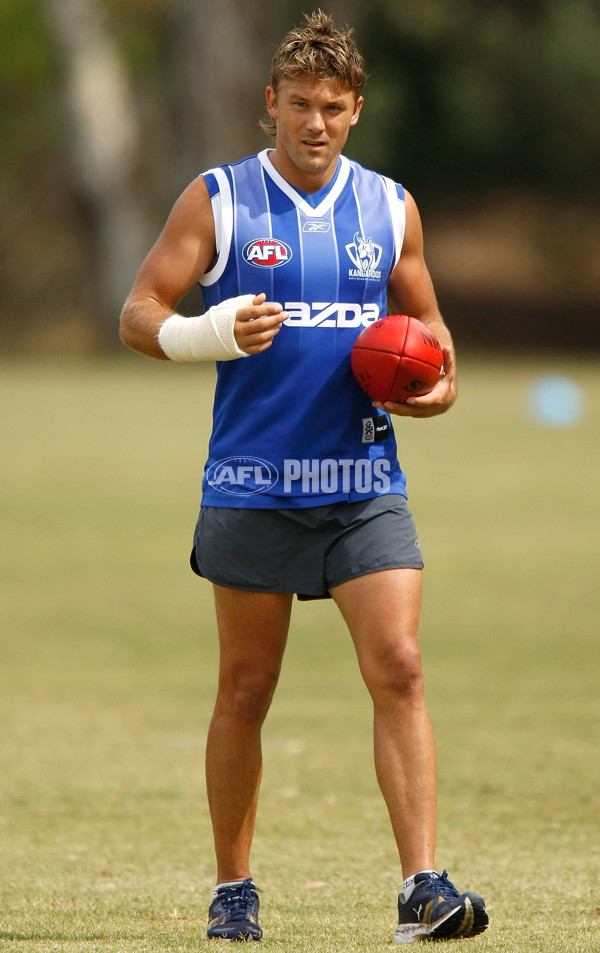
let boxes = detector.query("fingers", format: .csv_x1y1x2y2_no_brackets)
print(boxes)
372,350,457,418
235,297,289,354
372,399,430,418
372,396,448,418
441,344,454,376
242,313,288,352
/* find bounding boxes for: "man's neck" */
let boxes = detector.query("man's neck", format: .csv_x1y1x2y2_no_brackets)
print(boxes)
266,148,340,195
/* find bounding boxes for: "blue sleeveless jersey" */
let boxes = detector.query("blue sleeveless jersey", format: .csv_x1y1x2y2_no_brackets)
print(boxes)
199,149,408,508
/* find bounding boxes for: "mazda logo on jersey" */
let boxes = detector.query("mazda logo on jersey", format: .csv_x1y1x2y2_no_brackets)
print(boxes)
242,238,292,268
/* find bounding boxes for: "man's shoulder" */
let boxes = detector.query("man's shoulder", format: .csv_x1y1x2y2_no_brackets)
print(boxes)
200,152,264,196
203,152,262,176
346,156,402,187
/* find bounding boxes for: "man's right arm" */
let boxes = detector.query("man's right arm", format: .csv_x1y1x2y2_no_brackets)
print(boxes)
119,176,288,361
119,175,218,359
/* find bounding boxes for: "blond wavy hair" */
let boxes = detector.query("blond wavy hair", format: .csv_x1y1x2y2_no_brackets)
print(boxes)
259,10,367,139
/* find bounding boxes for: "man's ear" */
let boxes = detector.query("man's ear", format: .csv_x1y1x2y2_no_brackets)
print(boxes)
350,96,364,127
265,86,278,118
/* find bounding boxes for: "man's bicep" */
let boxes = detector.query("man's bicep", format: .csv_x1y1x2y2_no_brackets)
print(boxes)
388,189,440,323
388,252,439,323
133,176,217,310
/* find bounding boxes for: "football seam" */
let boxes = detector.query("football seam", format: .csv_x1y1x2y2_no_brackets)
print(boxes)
352,345,443,370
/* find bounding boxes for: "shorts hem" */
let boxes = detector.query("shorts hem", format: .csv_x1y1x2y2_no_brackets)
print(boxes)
191,555,301,595
327,559,424,591
192,557,423,601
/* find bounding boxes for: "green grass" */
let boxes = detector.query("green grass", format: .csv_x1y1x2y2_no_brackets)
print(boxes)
1,354,599,952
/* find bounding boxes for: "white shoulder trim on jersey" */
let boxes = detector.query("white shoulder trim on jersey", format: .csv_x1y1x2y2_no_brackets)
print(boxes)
258,150,351,218
382,176,406,267
199,166,234,287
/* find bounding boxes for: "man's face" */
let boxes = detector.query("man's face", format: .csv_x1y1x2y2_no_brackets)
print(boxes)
265,77,363,188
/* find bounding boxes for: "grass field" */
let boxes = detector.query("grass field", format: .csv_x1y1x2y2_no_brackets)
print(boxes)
1,354,599,952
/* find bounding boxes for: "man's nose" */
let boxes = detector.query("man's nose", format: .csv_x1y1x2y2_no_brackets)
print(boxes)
306,110,326,133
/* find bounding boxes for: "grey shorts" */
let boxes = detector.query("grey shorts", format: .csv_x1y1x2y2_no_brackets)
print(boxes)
190,494,423,600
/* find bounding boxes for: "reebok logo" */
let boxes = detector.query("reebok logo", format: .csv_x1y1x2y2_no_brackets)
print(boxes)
303,221,331,233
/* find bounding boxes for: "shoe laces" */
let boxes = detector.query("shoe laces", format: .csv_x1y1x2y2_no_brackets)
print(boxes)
427,870,459,899
216,879,258,921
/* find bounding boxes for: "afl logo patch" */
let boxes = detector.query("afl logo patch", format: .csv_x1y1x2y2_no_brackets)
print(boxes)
242,238,292,268
207,456,279,495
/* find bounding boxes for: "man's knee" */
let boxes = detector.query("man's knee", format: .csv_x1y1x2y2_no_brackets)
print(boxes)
363,643,425,701
217,666,280,722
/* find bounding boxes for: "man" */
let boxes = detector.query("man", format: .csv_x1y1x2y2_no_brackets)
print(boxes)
120,11,488,945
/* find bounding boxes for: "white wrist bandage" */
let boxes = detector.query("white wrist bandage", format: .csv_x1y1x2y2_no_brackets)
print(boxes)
157,294,255,362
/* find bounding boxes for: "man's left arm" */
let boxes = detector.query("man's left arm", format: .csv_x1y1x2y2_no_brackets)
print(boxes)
378,189,457,418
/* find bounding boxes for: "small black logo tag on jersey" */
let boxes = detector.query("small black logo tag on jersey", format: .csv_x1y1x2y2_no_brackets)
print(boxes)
362,415,390,443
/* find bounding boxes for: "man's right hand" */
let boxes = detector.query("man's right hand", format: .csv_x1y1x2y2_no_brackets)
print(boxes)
234,293,289,354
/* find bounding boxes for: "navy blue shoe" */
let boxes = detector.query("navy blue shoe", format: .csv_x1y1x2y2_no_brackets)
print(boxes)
207,878,262,941
394,870,488,943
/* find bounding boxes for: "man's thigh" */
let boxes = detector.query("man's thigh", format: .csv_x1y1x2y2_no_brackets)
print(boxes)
212,585,293,676
330,568,423,676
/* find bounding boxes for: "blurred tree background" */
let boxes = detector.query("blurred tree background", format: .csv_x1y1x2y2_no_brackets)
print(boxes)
1,0,599,354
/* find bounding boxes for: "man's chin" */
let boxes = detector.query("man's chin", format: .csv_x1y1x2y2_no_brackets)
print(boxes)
296,149,334,174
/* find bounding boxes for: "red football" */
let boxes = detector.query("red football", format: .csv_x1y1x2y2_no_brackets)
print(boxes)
351,314,444,403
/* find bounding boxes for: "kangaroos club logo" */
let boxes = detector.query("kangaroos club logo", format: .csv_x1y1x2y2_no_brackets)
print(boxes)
346,231,383,280
242,238,293,268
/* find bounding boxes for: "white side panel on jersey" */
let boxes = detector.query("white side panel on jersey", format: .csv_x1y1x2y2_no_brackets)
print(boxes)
199,166,234,287
383,176,406,266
